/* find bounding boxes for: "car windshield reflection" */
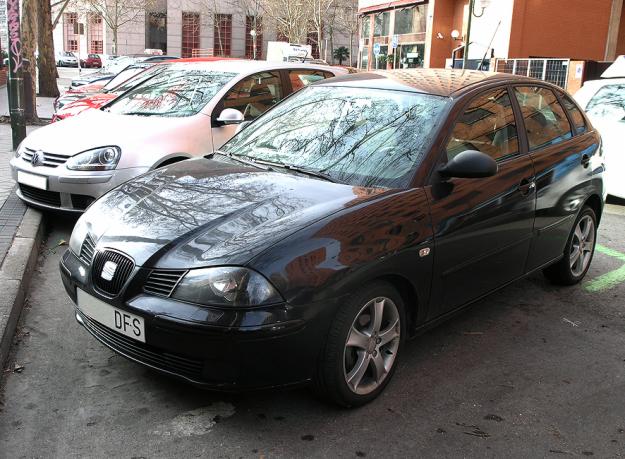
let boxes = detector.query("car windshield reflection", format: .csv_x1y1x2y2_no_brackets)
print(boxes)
221,86,449,188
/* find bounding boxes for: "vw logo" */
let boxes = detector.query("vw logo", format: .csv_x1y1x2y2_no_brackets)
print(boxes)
31,150,44,167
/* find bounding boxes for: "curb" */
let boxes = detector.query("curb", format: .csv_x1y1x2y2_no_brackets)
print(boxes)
0,208,45,369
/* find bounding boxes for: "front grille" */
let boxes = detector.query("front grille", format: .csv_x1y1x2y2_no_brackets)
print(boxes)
71,194,95,210
22,148,68,168
19,184,61,207
92,250,135,296
79,234,96,265
144,270,186,297
78,311,203,379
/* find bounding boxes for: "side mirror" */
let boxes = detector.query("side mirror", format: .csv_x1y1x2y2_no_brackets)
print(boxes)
438,150,498,179
216,108,244,125
235,120,251,134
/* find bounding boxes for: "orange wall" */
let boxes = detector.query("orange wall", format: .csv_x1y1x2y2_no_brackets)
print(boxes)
428,0,467,68
616,2,625,56
508,0,613,60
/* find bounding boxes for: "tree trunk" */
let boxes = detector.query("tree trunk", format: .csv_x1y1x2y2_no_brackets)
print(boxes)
37,0,59,97
21,0,39,121
113,27,118,54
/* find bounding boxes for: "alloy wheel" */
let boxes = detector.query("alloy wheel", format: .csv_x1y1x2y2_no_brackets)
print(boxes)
570,214,595,277
343,296,401,395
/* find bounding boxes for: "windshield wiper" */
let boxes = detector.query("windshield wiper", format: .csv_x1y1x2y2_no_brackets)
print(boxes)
121,111,157,116
282,164,338,183
207,151,273,171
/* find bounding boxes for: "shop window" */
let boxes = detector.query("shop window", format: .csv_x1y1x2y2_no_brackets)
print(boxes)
214,14,232,56
360,47,369,69
394,4,427,35
361,15,370,38
373,12,390,37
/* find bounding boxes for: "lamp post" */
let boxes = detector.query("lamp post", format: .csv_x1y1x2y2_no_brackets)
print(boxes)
250,29,257,60
462,0,490,70
6,0,26,149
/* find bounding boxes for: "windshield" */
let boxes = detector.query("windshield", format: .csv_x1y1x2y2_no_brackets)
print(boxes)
106,65,165,93
104,57,135,74
586,84,625,122
103,65,151,91
221,86,449,188
107,68,236,117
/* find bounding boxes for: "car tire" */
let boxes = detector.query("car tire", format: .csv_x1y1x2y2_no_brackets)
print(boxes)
314,281,405,407
543,205,597,285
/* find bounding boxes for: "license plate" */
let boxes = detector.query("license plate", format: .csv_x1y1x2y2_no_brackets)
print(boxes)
17,171,48,190
77,289,145,343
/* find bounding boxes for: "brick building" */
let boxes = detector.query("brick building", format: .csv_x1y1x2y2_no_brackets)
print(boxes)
357,0,625,71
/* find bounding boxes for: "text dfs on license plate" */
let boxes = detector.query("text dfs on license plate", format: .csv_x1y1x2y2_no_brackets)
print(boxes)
17,171,47,190
77,289,145,343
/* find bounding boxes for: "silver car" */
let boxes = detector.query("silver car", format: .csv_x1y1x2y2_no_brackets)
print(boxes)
11,60,347,212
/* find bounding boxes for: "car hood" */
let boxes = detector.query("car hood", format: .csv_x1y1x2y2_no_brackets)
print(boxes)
72,158,388,268
68,82,106,94
24,110,195,156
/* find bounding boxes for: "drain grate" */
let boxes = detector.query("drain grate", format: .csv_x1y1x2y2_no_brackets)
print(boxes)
0,186,28,267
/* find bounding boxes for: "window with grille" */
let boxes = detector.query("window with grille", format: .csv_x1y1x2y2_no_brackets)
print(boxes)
181,12,200,58
88,13,103,54
64,13,78,52
245,16,262,59
214,14,232,56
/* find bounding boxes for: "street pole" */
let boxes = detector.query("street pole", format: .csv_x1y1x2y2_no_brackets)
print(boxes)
6,0,27,150
462,0,475,71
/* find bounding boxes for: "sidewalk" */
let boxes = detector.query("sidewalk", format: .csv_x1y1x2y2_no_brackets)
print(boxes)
0,86,56,120
0,123,46,369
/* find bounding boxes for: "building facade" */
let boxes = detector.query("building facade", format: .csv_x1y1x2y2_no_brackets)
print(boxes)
50,0,358,65
358,0,625,71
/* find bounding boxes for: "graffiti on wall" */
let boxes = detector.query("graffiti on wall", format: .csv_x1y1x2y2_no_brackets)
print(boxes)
7,0,23,74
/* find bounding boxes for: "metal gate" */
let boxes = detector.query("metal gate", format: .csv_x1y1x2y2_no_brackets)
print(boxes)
495,58,570,88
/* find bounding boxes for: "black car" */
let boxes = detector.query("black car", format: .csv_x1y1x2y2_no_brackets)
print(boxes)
60,69,605,407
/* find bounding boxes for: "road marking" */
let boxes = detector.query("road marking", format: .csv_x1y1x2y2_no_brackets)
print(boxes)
584,244,625,292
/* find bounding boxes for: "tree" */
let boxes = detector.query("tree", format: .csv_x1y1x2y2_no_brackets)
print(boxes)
305,0,334,61
37,0,60,97
334,0,357,66
21,0,39,120
84,0,156,54
260,0,310,44
332,45,348,65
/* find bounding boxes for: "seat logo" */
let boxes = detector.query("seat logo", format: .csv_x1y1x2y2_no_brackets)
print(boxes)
101,261,118,281
31,150,44,167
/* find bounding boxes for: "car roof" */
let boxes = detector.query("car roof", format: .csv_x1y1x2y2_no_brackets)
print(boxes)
161,58,344,75
317,68,534,97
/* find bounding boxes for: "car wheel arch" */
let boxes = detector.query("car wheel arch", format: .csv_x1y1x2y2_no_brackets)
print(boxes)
153,155,191,169
367,273,420,334
584,194,603,225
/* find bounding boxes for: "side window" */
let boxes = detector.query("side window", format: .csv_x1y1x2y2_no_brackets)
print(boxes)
288,69,332,92
560,92,587,134
513,86,572,150
446,88,519,162
223,71,283,121
585,84,625,122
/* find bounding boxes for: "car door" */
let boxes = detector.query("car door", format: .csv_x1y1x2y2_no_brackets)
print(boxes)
512,85,600,271
211,70,286,151
425,86,536,318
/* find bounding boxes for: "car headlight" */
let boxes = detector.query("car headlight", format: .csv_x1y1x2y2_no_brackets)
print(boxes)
66,146,121,171
15,141,26,158
171,267,283,307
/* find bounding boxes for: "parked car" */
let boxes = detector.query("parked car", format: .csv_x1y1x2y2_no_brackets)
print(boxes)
54,61,160,113
574,77,625,199
53,57,238,121
56,51,78,67
59,69,604,406
83,54,102,68
11,60,346,212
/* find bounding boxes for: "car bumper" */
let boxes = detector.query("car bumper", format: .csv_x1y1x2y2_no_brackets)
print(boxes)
59,249,337,390
10,156,150,212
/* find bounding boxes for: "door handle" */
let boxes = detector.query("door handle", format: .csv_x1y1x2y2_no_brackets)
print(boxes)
518,178,536,196
581,154,591,168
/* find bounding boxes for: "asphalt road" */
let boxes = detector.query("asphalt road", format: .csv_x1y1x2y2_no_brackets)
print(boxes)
2,204,625,458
